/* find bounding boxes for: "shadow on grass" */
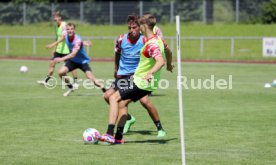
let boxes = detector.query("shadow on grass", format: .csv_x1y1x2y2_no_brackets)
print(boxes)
149,93,166,97
126,138,177,144
127,130,155,135
73,93,102,96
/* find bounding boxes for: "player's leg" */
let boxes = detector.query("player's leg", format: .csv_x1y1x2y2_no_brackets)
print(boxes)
104,87,116,104
103,92,131,144
104,89,135,134
83,65,106,92
98,91,124,143
115,77,136,134
47,60,56,77
104,79,135,132
37,59,56,85
123,112,136,134
59,61,75,96
99,83,150,144
139,95,166,137
71,69,79,89
114,100,130,144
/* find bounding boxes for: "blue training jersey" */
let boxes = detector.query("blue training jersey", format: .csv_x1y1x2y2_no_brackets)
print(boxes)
65,34,90,64
117,34,144,76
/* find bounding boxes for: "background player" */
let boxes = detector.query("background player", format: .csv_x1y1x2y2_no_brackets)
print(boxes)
37,11,78,87
99,14,168,144
46,23,106,96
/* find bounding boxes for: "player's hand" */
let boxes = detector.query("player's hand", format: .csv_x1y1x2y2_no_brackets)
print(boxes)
144,72,154,82
54,57,62,63
166,64,174,73
46,43,54,49
83,40,92,47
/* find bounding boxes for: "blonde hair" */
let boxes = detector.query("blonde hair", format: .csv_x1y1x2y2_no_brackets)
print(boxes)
139,14,156,30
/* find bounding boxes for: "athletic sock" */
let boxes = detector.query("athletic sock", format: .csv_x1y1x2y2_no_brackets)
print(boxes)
45,75,51,83
115,126,124,140
101,87,106,93
154,120,163,131
127,114,132,120
107,124,115,136
67,84,73,89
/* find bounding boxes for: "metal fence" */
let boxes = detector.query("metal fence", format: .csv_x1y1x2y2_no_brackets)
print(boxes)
0,0,271,25
0,35,265,59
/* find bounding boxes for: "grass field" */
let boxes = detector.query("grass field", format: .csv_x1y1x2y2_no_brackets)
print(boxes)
0,59,276,164
1,23,276,60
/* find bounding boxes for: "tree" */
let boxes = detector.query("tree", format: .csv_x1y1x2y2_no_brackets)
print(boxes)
262,0,276,24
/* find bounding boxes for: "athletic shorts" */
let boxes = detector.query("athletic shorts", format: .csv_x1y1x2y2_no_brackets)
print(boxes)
111,75,133,91
51,52,68,60
64,60,92,72
117,76,152,102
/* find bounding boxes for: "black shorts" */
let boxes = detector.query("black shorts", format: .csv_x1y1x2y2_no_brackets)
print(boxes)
118,77,151,102
64,60,92,72
111,75,132,91
51,52,68,60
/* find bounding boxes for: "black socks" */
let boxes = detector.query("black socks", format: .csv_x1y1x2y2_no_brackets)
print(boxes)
127,114,132,120
45,75,51,83
107,124,115,136
115,126,124,140
154,120,163,131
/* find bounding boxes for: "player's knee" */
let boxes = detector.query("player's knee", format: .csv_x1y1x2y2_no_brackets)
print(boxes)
104,88,115,101
140,98,150,107
103,91,111,102
49,60,56,67
110,93,120,103
58,70,65,77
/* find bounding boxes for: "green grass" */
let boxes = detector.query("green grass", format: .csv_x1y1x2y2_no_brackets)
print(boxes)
1,23,276,60
0,60,276,164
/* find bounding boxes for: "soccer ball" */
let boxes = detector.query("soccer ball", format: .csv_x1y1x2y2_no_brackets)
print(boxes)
20,66,28,73
82,128,100,144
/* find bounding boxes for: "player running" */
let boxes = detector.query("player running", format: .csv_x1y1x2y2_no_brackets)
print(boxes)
104,14,173,137
37,11,78,87
98,14,168,144
46,23,106,96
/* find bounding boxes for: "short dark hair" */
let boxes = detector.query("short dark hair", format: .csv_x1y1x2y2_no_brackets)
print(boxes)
53,11,61,17
67,22,76,29
127,13,140,25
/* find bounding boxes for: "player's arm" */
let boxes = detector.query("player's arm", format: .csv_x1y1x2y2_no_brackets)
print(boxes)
54,49,77,63
114,34,123,78
54,38,81,63
144,44,165,81
145,56,165,82
114,52,121,78
156,27,174,72
83,40,92,47
165,46,173,72
46,35,65,49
